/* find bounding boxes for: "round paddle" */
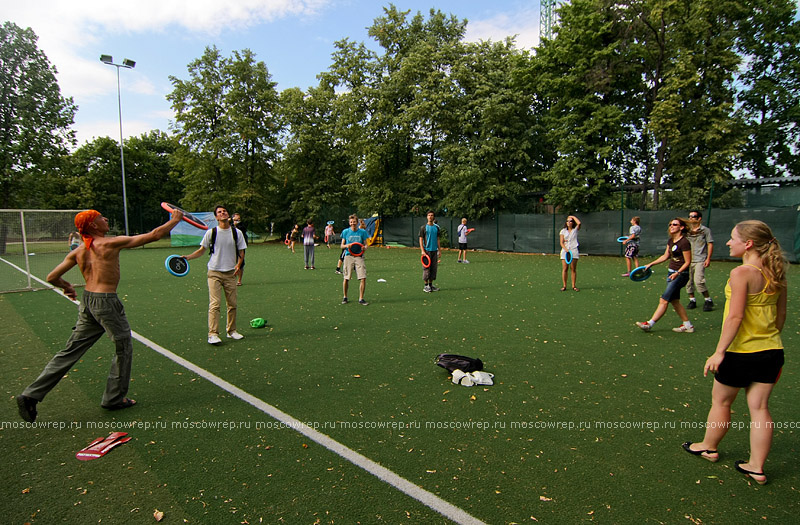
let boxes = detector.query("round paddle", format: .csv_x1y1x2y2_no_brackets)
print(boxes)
421,253,431,268
327,220,335,225
466,228,475,234
564,250,573,265
349,242,364,257
630,265,653,282
161,202,209,230
165,255,189,277
617,236,628,243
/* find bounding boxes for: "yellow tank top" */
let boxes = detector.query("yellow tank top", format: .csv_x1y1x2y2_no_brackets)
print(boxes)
722,264,783,353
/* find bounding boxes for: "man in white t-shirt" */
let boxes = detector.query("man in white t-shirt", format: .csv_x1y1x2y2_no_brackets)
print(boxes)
184,205,248,344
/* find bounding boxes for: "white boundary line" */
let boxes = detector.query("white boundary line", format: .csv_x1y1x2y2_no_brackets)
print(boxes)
134,332,485,525
9,262,485,525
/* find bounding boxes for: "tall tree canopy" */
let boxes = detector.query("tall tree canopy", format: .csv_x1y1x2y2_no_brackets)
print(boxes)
168,46,281,228
0,21,76,208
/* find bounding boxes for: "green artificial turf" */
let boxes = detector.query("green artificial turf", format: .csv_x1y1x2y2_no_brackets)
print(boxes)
2,242,798,523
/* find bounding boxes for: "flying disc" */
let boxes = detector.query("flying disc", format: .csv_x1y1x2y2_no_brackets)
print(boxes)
564,250,573,265
165,255,189,277
617,236,628,243
160,202,209,230
467,228,475,234
421,253,431,268
630,265,653,282
327,220,335,225
349,242,364,256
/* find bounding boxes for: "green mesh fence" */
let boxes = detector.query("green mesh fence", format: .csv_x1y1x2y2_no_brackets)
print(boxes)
383,206,799,263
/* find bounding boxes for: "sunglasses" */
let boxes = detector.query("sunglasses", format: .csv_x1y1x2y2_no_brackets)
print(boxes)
669,222,681,226
688,215,699,219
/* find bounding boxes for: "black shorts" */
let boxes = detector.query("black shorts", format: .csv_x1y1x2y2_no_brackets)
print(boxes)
458,242,467,250
715,349,784,388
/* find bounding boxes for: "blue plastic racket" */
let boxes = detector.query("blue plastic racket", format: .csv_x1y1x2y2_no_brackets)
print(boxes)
629,265,653,282
165,255,189,277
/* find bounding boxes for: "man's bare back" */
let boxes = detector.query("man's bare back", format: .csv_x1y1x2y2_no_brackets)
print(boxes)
47,211,183,299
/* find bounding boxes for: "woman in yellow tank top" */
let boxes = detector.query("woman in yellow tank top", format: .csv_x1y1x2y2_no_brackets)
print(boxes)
681,220,787,485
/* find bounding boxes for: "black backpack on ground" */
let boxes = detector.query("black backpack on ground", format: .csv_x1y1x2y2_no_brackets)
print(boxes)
435,353,484,373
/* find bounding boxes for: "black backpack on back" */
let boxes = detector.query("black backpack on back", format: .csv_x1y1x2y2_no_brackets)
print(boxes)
435,353,484,373
209,226,239,255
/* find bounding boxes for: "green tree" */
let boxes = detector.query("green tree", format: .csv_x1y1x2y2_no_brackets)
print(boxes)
532,0,748,210
168,46,282,230
648,0,744,209
278,85,352,226
123,131,183,232
734,0,800,179
0,21,76,208
59,137,125,230
168,46,234,208
531,0,640,211
439,40,540,218
224,49,281,226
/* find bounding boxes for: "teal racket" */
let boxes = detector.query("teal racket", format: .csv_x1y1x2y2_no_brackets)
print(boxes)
630,266,653,282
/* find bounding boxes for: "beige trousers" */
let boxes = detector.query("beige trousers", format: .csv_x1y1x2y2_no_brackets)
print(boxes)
208,270,238,336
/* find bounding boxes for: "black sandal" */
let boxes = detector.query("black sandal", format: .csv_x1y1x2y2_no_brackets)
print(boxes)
560,286,566,291
735,460,767,485
681,441,719,462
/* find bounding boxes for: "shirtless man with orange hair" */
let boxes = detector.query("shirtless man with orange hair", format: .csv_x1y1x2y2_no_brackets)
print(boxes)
16,209,183,422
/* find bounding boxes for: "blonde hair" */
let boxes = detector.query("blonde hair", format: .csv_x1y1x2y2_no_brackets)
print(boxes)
735,220,787,293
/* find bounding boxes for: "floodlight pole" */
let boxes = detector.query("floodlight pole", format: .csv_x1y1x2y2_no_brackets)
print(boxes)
100,55,136,236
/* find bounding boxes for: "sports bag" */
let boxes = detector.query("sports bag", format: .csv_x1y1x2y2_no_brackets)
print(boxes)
435,353,483,373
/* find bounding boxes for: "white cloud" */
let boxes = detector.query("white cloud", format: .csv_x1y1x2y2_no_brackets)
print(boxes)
5,1,332,100
465,8,540,50
7,1,329,36
74,117,160,146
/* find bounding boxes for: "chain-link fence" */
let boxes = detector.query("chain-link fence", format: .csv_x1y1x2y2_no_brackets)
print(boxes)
1,209,86,292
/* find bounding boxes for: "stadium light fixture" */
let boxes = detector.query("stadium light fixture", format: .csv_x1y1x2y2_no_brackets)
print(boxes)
100,54,136,235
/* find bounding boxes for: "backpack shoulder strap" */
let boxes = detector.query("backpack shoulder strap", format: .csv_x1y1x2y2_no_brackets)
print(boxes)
209,227,217,255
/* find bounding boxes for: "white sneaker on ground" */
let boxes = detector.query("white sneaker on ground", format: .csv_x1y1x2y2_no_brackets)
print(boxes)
463,260,470,264
635,322,651,332
672,325,695,333
227,331,244,340
208,335,222,345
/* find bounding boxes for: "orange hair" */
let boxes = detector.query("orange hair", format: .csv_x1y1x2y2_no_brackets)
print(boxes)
74,210,101,250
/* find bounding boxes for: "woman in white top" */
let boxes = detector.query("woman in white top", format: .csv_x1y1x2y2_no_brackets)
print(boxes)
559,215,581,291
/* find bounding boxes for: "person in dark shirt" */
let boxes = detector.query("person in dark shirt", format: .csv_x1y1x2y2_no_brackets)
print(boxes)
635,218,695,333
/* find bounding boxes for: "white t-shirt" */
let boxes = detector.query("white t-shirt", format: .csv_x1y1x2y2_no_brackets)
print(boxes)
560,228,579,251
457,224,468,243
201,227,247,272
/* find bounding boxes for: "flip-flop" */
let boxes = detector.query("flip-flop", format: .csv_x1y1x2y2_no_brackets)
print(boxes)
102,398,137,411
735,460,767,485
681,441,719,462
76,432,132,461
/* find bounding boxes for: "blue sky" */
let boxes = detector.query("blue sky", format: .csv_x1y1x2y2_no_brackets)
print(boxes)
6,1,543,147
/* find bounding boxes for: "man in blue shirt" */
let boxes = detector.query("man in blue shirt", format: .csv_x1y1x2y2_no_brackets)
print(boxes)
340,214,369,305
419,210,441,292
